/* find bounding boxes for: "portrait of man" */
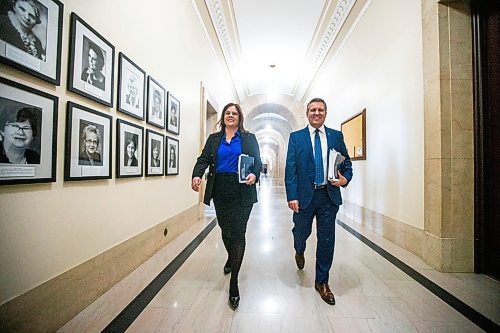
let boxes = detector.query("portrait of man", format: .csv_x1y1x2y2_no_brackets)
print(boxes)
81,36,106,91
0,0,48,61
125,74,139,109
78,122,102,166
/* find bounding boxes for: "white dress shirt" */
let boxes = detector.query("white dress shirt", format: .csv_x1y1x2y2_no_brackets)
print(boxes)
308,125,327,185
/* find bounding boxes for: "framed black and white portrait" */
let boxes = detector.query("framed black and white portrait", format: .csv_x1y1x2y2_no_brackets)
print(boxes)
0,77,57,185
0,0,64,85
117,52,145,120
145,129,164,177
64,101,112,181
116,118,143,178
67,12,114,107
146,76,165,129
165,136,178,176
166,92,180,135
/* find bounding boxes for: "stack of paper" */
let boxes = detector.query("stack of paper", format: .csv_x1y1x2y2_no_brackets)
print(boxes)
328,149,345,181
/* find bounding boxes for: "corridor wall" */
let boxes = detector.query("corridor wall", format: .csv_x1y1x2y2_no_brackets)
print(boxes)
309,0,425,239
0,0,234,330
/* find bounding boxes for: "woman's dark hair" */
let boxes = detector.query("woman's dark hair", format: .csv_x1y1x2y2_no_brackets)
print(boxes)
16,107,39,136
88,40,105,71
216,103,247,133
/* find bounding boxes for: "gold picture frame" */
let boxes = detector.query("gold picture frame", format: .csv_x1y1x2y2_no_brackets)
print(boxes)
341,109,366,160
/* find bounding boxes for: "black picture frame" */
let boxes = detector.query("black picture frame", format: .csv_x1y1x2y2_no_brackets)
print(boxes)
0,0,64,85
0,77,58,185
165,136,179,175
64,101,112,181
116,118,143,178
145,129,164,177
67,12,115,107
117,52,145,120
166,92,180,135
146,76,166,129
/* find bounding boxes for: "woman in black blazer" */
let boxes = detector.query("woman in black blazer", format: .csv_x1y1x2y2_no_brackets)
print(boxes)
191,103,262,309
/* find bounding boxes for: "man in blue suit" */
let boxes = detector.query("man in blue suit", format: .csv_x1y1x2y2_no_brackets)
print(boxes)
285,97,353,305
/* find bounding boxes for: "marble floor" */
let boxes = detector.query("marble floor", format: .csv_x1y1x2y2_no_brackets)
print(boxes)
60,177,499,332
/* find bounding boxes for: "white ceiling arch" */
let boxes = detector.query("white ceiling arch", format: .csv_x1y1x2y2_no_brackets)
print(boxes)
192,0,368,104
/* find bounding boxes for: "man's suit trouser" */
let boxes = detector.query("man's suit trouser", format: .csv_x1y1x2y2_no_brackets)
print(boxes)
292,188,339,284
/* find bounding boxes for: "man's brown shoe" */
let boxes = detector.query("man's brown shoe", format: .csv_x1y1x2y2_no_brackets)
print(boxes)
315,283,336,305
295,254,305,270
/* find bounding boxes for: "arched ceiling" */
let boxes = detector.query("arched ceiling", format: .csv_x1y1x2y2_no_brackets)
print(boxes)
193,0,368,105
193,0,369,154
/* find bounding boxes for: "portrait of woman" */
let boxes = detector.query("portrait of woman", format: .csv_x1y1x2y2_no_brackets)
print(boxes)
151,143,160,167
81,37,105,90
0,0,47,60
168,144,176,168
78,123,102,166
124,133,138,167
0,106,41,164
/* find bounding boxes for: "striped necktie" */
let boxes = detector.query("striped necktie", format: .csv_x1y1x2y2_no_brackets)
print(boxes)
314,128,324,185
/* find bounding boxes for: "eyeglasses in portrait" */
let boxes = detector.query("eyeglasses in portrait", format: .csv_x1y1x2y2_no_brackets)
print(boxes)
64,101,112,181
166,92,180,135
165,136,178,176
0,0,64,84
117,52,145,120
145,129,164,176
0,77,57,185
116,118,143,178
146,76,166,129
67,12,115,107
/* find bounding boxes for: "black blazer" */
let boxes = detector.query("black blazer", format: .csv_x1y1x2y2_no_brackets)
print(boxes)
192,131,262,206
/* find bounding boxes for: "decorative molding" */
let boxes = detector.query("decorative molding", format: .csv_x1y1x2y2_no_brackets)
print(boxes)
204,0,246,100
293,0,361,102
201,0,359,103
205,0,235,62
312,0,356,68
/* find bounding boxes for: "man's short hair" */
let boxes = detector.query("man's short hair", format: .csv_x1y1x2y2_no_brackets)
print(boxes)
306,98,327,112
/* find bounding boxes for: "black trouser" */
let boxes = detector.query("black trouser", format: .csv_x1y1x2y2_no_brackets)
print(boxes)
212,173,253,294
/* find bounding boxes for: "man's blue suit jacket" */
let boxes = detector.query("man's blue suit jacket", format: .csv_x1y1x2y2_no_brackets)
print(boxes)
285,126,353,209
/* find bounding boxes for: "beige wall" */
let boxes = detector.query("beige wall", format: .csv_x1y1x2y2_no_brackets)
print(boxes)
309,0,425,229
0,0,234,304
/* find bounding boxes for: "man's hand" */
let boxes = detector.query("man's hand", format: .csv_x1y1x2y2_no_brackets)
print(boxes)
288,200,299,213
330,171,347,187
191,177,201,192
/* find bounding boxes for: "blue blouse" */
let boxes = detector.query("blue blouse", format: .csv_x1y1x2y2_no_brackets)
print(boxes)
216,130,241,173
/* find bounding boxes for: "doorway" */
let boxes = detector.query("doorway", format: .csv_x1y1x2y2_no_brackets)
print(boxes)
472,1,500,280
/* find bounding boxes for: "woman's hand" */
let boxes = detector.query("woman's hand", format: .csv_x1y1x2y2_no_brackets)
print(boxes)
245,173,256,186
191,177,201,192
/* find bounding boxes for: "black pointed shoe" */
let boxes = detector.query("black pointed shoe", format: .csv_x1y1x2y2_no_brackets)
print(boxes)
229,296,240,309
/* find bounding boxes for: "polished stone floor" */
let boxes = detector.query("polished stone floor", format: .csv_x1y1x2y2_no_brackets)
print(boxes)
60,177,499,332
